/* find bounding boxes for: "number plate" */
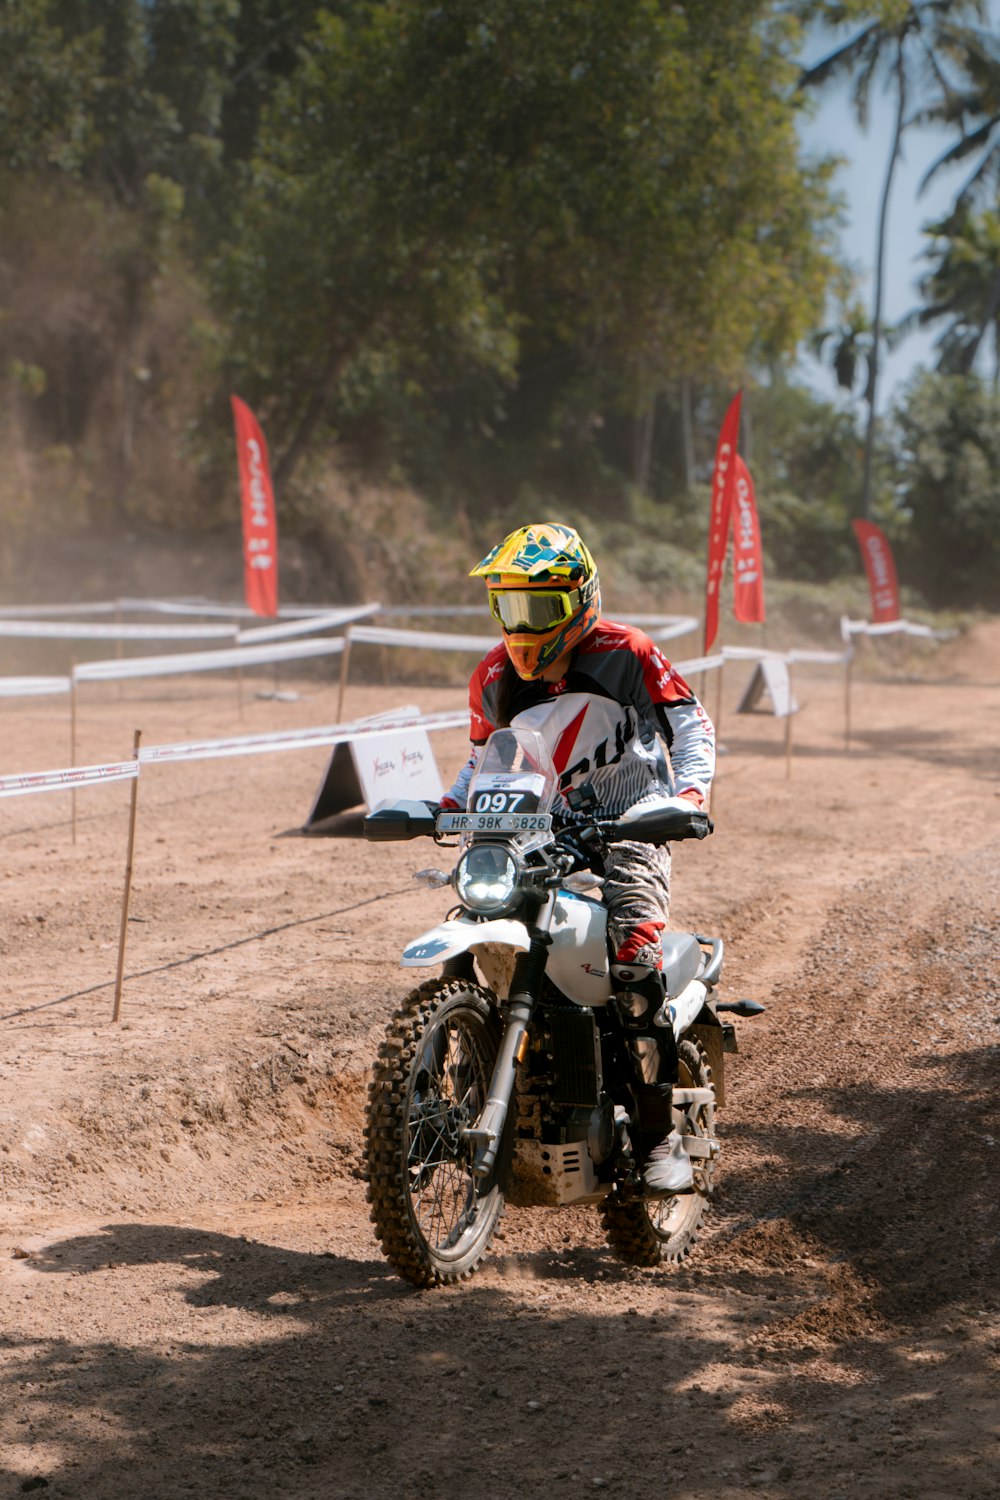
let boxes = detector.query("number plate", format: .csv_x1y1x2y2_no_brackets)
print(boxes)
436,812,552,834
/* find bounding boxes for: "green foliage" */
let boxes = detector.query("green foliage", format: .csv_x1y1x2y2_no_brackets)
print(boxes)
891,369,1000,605
215,0,841,492
919,18,1000,207
0,0,102,175
909,207,1000,377
17,0,998,612
745,380,866,578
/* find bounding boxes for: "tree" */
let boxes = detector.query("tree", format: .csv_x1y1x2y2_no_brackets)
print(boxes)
811,299,878,397
217,0,840,493
918,24,1000,385
891,368,1000,605
744,376,866,580
798,0,985,519
907,207,1000,380
0,0,101,174
920,18,1000,205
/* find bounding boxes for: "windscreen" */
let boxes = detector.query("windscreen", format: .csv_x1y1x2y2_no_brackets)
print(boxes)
467,728,558,815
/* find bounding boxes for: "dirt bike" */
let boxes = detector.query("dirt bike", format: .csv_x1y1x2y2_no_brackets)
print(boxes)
362,726,762,1288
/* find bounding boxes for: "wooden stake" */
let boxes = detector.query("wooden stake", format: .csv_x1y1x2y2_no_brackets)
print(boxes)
710,660,724,816
784,664,794,780
115,604,124,699
112,730,142,1024
336,632,353,722
70,662,78,846
844,654,853,753
236,662,244,721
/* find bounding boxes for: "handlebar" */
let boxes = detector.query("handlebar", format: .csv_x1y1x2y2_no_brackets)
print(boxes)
362,800,713,845
602,805,713,844
362,800,439,841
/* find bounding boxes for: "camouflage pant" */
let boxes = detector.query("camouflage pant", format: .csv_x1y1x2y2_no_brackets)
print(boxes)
603,839,672,971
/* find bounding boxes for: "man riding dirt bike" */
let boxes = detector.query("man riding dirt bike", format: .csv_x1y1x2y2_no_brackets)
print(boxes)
362,524,761,1288
439,523,716,1196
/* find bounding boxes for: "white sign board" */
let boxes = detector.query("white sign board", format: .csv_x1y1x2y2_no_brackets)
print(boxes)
735,658,798,719
354,727,443,808
305,725,443,827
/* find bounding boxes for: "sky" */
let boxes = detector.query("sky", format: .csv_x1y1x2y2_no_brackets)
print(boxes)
795,8,998,408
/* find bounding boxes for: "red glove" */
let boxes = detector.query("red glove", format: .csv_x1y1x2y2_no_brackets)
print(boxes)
674,788,705,810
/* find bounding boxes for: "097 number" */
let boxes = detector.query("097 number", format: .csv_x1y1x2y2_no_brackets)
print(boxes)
474,791,525,813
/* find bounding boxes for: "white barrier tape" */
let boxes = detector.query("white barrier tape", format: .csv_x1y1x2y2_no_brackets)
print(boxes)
720,645,788,662
0,594,320,625
379,605,490,618
236,604,379,645
0,676,72,698
641,617,700,640
787,648,853,665
841,616,955,642
119,597,382,622
348,624,498,652
73,635,346,684
139,709,469,765
0,601,119,618
116,596,258,620
0,620,239,641
721,644,852,667
675,654,725,676
0,759,138,800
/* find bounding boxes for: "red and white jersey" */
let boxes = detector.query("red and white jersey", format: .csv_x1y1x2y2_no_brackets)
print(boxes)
445,619,715,819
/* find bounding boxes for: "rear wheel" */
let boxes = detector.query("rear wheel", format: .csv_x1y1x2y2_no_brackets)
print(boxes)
599,1037,716,1267
364,980,506,1287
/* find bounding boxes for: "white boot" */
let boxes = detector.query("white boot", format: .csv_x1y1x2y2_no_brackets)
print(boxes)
643,1130,694,1197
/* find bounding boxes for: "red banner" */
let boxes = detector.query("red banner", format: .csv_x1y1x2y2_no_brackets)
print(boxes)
732,455,766,624
704,391,742,651
231,395,278,618
851,519,899,622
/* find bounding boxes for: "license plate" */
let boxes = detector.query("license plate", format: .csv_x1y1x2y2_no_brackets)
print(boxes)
436,811,552,834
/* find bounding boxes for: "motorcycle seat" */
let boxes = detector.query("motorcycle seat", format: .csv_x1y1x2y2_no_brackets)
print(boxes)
660,931,704,997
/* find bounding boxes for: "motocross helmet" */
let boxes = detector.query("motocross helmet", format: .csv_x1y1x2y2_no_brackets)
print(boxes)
470,522,601,679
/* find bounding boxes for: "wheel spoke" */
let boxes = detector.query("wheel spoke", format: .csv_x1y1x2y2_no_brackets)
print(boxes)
599,1037,715,1268
365,982,508,1286
405,1016,489,1249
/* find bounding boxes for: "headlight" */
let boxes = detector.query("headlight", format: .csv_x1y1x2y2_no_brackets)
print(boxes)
454,844,520,915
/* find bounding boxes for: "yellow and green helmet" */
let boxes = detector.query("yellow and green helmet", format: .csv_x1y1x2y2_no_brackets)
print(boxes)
471,522,601,679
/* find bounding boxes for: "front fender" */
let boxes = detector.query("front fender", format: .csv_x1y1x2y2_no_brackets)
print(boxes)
401,917,532,968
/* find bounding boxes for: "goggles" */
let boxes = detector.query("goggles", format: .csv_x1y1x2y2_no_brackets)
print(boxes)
489,587,581,633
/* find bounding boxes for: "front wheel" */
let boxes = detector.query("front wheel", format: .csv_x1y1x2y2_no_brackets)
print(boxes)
599,1036,717,1267
364,980,506,1287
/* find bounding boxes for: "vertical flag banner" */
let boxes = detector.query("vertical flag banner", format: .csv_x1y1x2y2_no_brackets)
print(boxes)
732,455,766,624
231,395,279,618
704,391,742,651
851,519,900,623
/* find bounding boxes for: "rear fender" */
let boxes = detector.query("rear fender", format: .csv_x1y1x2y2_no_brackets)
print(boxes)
401,918,532,968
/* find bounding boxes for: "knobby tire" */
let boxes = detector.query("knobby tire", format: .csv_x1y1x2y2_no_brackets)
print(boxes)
364,979,506,1288
599,1036,716,1267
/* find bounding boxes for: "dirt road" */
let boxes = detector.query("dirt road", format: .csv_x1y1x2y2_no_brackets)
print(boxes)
1,626,999,1499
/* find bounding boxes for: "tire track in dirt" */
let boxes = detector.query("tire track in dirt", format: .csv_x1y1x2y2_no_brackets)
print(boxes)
3,668,1000,1498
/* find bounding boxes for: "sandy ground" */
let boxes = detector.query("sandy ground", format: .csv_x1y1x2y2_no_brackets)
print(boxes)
1,624,999,1499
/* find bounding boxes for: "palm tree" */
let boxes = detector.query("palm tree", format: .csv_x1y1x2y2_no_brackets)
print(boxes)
811,300,877,399
917,24,1000,385
799,0,985,518
905,207,1000,380
920,22,1000,205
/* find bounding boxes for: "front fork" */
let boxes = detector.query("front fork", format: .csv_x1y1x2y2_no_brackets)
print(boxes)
462,901,554,1179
